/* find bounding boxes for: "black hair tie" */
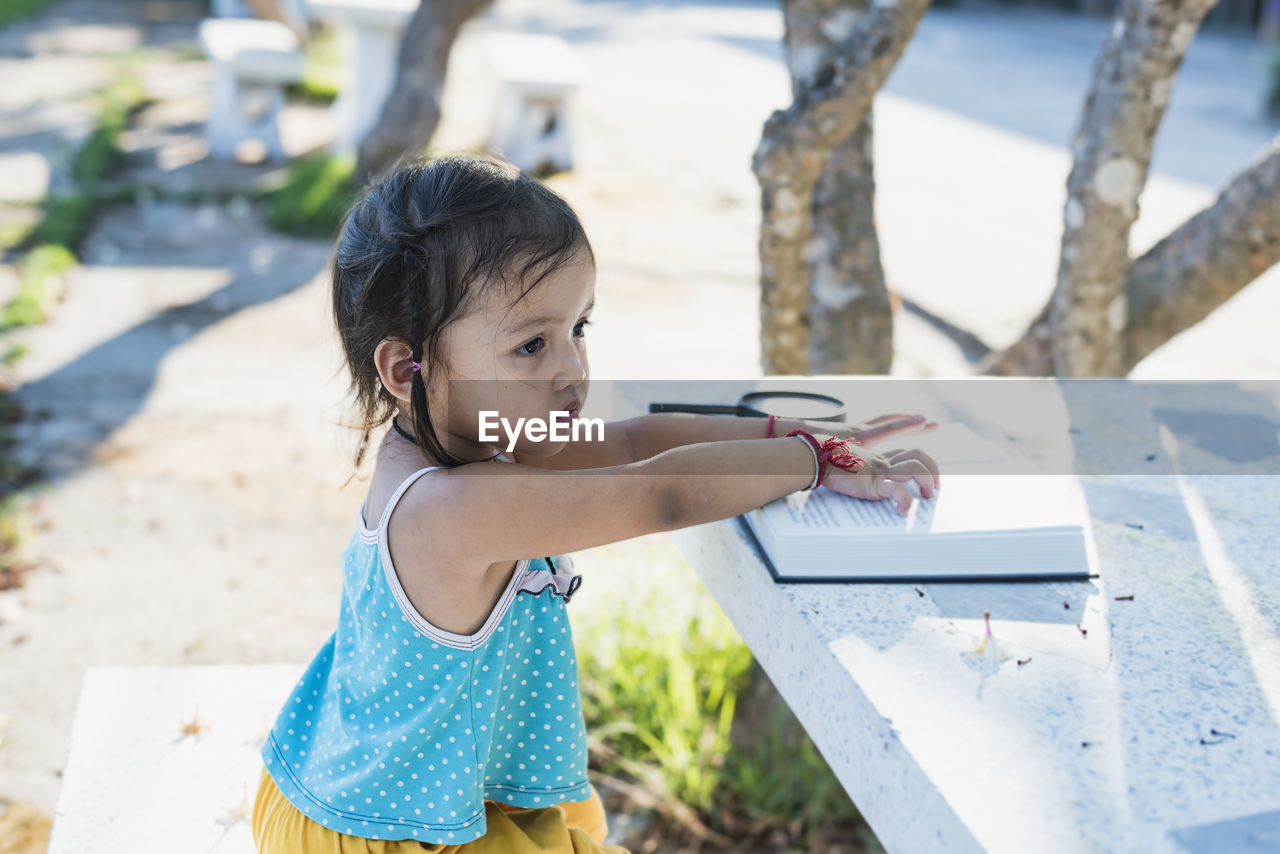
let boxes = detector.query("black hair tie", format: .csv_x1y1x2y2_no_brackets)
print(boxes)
391,416,417,445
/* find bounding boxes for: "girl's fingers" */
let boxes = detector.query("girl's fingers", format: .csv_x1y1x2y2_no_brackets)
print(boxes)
886,459,937,496
865,416,929,440
876,479,914,516
883,449,942,489
907,450,941,489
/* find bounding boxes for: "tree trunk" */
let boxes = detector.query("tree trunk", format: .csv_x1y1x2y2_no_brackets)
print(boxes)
782,0,892,376
729,0,897,764
1048,0,1217,376
753,0,931,375
981,134,1280,377
354,0,494,185
1121,136,1280,371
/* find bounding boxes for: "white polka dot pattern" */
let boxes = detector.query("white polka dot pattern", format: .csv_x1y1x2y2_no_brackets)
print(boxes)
260,480,591,844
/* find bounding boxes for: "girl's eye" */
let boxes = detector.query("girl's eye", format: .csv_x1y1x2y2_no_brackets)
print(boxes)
516,319,591,356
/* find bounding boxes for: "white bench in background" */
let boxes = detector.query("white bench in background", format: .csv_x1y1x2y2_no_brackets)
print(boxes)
305,0,418,154
198,19,305,162
483,32,584,176
48,664,304,853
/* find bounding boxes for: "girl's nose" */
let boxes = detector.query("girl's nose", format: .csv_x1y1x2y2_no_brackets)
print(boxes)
555,340,587,386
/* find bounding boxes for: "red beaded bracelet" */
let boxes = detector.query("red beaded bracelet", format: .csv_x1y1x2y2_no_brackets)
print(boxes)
766,414,776,438
785,429,865,490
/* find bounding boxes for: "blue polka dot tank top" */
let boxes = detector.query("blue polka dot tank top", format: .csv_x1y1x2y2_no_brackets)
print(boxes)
260,463,591,843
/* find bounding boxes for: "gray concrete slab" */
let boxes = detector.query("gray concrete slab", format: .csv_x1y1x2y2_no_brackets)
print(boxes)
605,379,1280,853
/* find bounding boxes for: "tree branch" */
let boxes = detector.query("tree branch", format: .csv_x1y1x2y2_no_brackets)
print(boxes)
1121,135,1280,373
754,0,931,181
1048,0,1218,375
354,0,493,185
981,133,1280,376
753,0,930,374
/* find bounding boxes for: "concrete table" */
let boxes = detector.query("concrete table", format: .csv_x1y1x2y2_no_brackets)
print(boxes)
306,0,418,154
606,377,1280,853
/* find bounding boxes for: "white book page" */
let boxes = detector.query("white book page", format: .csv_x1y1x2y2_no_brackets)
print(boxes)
761,474,1084,540
769,482,933,537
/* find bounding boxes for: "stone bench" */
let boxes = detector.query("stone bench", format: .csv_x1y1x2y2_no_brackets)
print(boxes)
198,18,305,162
48,664,304,853
483,32,584,176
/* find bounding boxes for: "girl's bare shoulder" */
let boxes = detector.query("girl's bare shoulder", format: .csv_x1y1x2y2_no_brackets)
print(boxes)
375,459,522,636
365,454,456,544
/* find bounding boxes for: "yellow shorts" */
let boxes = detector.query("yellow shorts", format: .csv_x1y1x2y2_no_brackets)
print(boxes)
251,763,631,853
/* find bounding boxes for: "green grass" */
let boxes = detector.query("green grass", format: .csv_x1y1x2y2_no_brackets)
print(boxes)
0,0,51,29
262,152,357,238
2,343,28,368
573,557,873,848
0,208,39,252
1269,49,1280,116
73,73,148,185
3,244,75,330
258,143,494,239
0,396,39,591
28,192,93,250
2,68,145,326
577,579,753,814
18,64,149,256
0,58,150,591
0,490,36,590
286,24,344,103
722,690,869,842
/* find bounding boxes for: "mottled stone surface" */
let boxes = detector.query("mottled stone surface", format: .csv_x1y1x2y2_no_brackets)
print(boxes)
47,665,302,854
617,380,1280,853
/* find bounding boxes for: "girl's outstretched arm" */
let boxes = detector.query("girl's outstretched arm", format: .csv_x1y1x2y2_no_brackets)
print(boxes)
628,413,834,458
400,435,829,570
496,411,808,471
627,412,935,461
512,416,646,470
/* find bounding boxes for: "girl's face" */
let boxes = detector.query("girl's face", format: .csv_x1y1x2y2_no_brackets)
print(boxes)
424,250,595,462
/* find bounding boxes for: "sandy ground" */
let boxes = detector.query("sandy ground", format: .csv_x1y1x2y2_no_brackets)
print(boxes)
1,0,1279,849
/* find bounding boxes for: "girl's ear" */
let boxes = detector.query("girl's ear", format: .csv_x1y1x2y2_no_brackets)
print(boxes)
373,338,419,404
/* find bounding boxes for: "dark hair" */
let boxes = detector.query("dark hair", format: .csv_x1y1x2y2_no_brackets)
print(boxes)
331,154,593,476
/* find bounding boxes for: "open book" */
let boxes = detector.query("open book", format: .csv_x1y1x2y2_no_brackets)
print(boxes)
738,423,1095,583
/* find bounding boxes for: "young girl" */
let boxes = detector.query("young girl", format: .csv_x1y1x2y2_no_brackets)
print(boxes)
250,154,941,853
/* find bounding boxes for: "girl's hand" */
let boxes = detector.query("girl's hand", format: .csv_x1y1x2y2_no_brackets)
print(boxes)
840,413,939,448
822,447,941,516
